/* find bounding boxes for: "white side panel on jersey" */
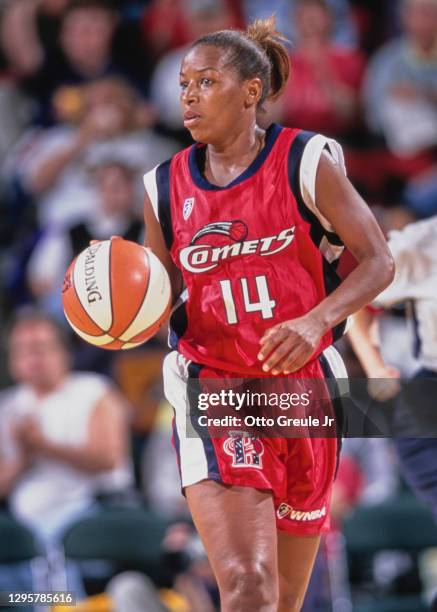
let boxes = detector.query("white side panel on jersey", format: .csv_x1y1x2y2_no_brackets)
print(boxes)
65,314,114,346
119,249,171,341
300,135,347,232
322,345,350,396
143,165,159,221
319,235,345,264
73,241,113,332
163,351,209,487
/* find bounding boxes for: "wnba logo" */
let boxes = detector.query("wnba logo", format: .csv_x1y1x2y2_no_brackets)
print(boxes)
276,503,327,522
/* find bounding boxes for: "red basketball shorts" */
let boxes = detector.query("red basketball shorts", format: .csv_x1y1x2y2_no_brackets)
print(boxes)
163,347,347,536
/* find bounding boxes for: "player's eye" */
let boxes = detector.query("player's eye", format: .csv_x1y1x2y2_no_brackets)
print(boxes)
200,78,213,87
180,81,188,91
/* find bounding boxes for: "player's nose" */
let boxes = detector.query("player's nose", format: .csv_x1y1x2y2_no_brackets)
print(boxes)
182,82,200,105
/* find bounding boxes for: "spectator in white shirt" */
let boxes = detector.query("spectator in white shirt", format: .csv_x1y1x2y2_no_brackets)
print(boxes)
0,309,133,593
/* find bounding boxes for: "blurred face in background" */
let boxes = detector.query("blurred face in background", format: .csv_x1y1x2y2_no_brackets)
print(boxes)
9,321,70,393
83,79,137,134
294,0,333,43
41,0,71,15
187,7,231,42
95,164,135,216
60,7,117,74
403,0,437,50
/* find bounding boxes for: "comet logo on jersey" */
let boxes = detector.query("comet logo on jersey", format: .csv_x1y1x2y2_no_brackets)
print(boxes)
179,223,296,273
191,220,248,243
223,436,264,469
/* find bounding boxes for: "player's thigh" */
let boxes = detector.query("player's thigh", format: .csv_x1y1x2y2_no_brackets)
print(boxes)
277,530,321,612
185,481,278,590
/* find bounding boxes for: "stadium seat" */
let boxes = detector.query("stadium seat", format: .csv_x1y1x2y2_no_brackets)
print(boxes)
62,507,172,585
0,512,40,563
343,494,437,612
0,512,48,605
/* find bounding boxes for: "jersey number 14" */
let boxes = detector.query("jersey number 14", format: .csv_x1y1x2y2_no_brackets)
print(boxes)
219,276,276,324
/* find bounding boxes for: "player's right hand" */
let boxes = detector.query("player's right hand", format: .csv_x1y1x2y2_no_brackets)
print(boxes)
258,313,325,374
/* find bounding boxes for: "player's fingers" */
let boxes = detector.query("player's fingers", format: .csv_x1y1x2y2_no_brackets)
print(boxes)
282,351,312,374
272,345,307,374
258,328,288,361
261,337,295,373
260,324,282,346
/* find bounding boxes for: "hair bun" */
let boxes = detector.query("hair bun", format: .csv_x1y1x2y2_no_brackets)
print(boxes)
245,16,290,101
245,15,279,48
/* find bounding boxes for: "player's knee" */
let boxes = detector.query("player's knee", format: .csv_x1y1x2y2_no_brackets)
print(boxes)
221,560,278,609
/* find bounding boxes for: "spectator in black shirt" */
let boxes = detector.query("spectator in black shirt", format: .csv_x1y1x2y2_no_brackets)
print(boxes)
1,0,153,124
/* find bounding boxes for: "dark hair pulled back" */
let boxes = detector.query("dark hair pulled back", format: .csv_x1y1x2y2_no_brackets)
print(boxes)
192,15,290,110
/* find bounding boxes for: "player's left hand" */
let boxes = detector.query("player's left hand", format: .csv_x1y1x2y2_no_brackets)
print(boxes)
258,314,325,375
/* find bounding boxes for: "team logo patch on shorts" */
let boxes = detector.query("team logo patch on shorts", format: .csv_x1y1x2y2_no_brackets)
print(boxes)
223,436,264,469
276,503,327,521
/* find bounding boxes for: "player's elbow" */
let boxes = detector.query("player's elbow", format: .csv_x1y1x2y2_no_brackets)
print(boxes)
377,246,395,292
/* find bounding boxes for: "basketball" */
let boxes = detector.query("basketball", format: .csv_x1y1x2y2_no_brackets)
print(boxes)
62,237,171,350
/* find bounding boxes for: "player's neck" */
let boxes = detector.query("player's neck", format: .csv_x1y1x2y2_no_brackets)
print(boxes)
204,125,266,187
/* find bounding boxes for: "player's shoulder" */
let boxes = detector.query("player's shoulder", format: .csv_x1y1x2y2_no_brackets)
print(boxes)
143,144,192,189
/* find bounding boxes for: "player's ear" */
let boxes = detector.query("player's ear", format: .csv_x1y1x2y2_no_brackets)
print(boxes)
244,77,262,109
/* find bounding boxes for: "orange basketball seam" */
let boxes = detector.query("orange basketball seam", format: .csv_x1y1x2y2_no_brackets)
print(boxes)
107,240,115,333
115,247,151,341
127,291,171,344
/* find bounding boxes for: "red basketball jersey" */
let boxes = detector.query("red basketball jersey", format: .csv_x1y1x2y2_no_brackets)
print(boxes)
145,124,348,375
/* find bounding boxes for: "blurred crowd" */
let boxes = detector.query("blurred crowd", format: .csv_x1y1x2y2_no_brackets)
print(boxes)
0,0,436,610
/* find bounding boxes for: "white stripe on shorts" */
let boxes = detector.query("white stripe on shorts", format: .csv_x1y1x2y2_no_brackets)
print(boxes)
163,351,209,488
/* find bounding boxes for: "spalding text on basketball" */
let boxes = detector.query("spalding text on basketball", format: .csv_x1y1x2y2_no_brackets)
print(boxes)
84,243,103,304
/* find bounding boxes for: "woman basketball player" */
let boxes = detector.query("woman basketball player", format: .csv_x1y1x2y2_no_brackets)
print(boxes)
143,17,394,612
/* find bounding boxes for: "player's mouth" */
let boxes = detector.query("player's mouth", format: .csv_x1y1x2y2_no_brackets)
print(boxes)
183,111,201,127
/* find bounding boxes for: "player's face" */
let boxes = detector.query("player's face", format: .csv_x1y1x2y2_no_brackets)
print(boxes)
180,45,253,143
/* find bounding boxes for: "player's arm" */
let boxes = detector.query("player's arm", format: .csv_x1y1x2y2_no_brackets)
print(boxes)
308,152,394,325
259,152,395,374
143,192,183,302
